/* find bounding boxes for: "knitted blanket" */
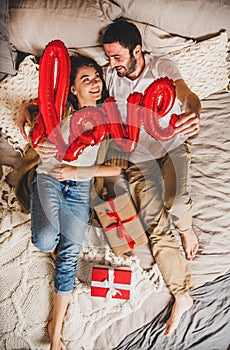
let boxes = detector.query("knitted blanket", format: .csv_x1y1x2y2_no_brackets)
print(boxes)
0,165,162,350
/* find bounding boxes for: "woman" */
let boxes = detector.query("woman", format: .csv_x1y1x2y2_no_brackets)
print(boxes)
30,54,121,350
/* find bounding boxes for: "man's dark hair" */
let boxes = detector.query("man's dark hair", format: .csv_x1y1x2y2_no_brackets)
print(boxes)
102,20,142,54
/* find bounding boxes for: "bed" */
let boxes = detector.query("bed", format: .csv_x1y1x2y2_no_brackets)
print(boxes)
0,1,230,349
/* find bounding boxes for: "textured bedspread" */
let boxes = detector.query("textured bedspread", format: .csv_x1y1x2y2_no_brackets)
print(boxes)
95,89,230,349
0,55,230,349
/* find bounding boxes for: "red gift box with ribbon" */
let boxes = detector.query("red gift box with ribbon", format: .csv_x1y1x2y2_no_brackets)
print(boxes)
91,265,132,299
94,193,148,255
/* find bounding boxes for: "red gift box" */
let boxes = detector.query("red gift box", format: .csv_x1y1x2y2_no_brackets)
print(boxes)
91,265,132,300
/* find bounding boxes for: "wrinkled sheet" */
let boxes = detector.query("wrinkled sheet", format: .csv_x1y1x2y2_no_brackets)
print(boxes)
95,89,230,349
0,86,230,349
114,271,230,350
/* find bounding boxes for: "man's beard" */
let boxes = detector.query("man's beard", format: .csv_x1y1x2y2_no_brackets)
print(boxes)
116,55,137,77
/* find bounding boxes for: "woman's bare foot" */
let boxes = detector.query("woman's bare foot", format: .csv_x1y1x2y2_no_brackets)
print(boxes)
165,293,193,336
50,251,56,261
47,320,63,350
179,228,199,260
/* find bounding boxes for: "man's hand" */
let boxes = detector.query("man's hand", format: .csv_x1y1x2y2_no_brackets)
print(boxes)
36,140,57,162
174,79,201,138
174,111,200,137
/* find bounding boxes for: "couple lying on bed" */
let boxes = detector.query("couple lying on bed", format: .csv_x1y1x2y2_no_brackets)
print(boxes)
18,20,201,350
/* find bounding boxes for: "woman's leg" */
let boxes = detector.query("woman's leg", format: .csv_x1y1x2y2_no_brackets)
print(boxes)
30,173,61,254
48,293,71,350
50,180,91,348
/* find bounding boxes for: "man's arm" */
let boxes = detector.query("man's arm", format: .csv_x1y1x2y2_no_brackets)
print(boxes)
174,79,201,137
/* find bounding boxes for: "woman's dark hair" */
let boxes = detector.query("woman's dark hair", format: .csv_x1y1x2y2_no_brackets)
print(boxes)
68,54,109,110
102,19,142,55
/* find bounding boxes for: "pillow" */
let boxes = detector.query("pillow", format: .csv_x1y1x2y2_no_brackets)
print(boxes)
0,0,16,80
9,0,122,56
129,20,194,54
113,0,230,38
68,21,194,67
169,31,229,100
69,21,194,66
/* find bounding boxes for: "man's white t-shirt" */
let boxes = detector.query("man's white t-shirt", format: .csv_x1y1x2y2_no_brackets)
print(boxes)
103,52,186,163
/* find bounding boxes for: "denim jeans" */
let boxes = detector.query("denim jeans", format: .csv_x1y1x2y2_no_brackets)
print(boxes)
30,173,91,295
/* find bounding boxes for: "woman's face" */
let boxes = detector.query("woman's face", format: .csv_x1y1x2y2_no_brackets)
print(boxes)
71,65,103,108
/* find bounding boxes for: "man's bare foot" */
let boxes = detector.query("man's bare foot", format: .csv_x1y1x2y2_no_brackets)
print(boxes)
165,293,193,336
179,228,199,260
47,320,63,350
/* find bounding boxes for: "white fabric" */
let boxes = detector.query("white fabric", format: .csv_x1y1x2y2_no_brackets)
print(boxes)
1,50,230,349
169,31,229,100
0,168,163,349
1,89,230,349
104,52,184,162
0,55,38,154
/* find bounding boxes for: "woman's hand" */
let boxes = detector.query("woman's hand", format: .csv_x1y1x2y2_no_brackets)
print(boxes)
35,140,57,162
48,164,122,181
17,102,38,141
49,164,77,181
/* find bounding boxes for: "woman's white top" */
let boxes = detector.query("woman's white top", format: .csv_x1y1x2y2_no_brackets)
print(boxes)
36,114,100,181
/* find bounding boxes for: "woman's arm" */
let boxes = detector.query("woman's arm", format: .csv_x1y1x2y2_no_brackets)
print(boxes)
18,102,38,141
48,164,121,181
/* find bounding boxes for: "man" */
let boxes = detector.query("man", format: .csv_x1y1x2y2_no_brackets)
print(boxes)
18,20,201,336
101,19,201,336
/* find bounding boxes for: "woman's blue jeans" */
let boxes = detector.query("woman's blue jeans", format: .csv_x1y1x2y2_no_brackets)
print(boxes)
30,173,91,295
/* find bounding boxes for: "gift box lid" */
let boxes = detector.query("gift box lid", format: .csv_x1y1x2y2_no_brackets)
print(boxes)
91,265,132,299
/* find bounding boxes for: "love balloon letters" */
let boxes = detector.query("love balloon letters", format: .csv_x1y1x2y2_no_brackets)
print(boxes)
32,40,178,161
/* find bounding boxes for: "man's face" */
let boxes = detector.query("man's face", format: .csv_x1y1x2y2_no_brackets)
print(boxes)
103,42,137,77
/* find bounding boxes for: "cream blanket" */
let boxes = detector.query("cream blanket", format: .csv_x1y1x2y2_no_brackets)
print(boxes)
0,165,163,350
1,54,230,350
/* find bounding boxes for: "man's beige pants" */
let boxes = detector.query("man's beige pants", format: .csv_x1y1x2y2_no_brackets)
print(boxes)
126,141,194,295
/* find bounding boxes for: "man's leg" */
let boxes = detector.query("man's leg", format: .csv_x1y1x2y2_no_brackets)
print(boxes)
127,160,194,335
162,141,199,260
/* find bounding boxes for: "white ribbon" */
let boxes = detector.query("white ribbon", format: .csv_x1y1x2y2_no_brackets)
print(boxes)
91,269,131,298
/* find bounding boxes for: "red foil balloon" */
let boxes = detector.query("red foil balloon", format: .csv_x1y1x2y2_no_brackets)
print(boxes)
102,95,142,152
64,107,108,162
31,40,107,162
142,77,178,141
126,92,143,152
31,40,70,156
32,38,178,161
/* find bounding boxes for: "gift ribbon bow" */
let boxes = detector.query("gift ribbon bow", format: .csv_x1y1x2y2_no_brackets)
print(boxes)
104,198,137,249
91,269,131,298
